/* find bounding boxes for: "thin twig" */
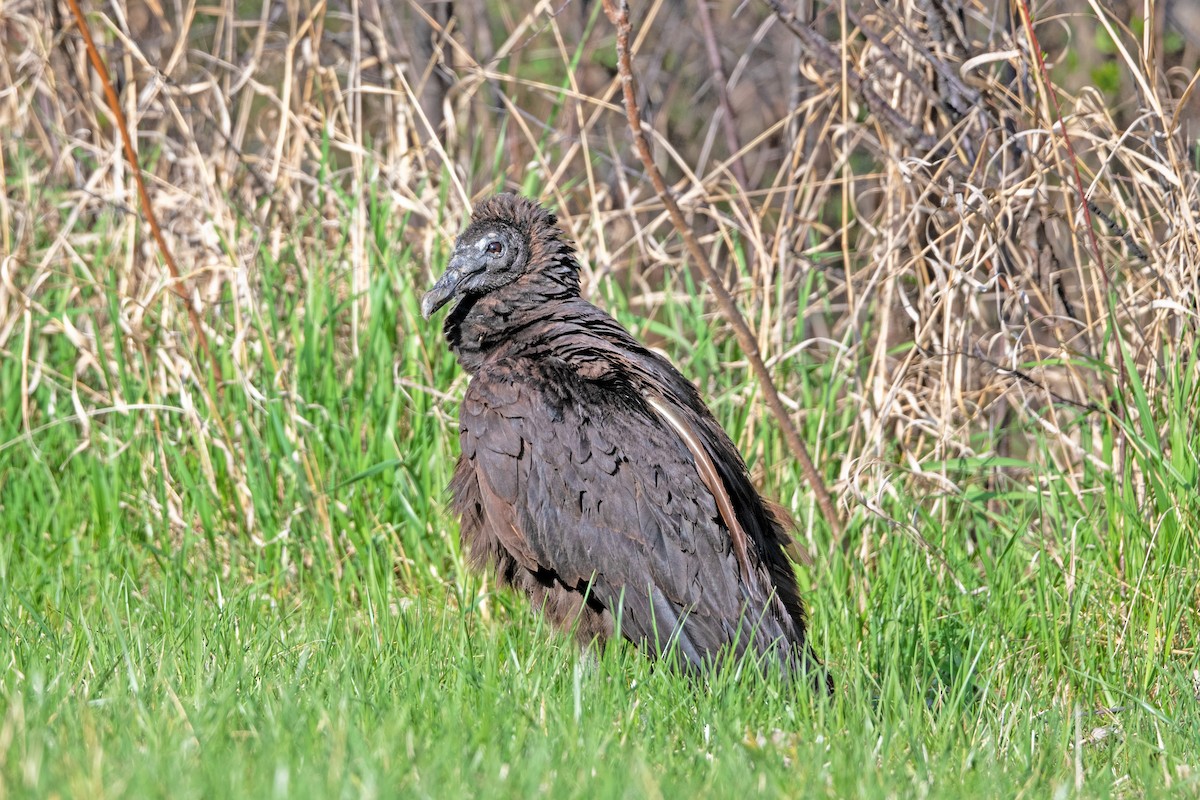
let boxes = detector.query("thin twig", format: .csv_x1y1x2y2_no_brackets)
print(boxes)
63,0,221,385
1013,2,1108,288
601,0,843,538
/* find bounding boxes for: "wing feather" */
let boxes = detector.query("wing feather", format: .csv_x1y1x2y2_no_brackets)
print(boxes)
456,360,797,671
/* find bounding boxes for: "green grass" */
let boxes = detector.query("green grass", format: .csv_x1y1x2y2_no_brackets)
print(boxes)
2,196,1199,798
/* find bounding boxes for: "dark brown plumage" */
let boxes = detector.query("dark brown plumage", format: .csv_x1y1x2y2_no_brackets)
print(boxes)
423,194,829,689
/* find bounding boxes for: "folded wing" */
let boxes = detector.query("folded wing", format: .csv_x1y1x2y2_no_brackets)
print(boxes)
453,359,800,672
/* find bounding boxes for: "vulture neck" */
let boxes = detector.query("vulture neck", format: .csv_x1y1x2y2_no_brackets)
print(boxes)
444,254,581,373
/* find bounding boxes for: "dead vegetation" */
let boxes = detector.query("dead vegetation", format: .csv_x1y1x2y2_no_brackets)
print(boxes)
2,0,1198,545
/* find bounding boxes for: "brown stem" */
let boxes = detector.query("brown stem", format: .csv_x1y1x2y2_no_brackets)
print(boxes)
1013,1,1107,287
1015,0,1138,492
63,0,221,385
601,0,843,539
1014,2,1130,408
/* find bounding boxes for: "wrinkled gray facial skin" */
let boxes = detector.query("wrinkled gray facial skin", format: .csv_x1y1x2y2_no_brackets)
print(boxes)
420,224,528,319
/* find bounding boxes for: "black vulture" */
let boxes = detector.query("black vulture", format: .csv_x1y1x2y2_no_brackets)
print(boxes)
422,194,829,689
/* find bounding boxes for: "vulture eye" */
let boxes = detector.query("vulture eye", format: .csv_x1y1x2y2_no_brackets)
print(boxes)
485,240,504,256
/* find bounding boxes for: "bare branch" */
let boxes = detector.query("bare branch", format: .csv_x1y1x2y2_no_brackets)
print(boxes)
601,0,843,539
63,0,221,386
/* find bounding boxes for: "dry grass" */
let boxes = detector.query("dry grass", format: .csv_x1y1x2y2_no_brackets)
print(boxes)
2,0,1198,539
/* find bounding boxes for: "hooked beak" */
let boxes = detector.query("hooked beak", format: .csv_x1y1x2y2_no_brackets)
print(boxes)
421,251,485,319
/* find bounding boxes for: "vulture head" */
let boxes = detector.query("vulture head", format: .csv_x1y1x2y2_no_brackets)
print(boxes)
421,193,580,320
